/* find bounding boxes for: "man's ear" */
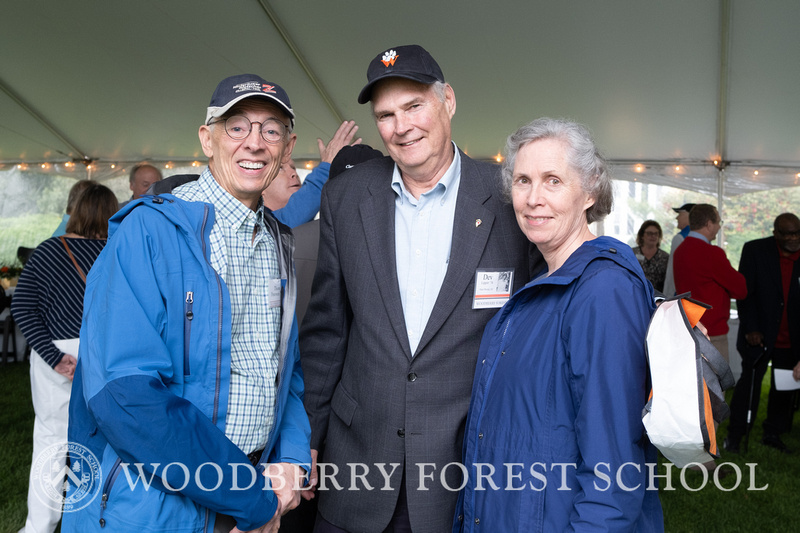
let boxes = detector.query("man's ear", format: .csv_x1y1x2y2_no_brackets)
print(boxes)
281,133,297,165
444,83,457,120
199,125,214,158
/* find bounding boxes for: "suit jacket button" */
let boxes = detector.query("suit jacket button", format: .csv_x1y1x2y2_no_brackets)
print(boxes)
407,372,417,382
398,429,405,438
475,518,480,525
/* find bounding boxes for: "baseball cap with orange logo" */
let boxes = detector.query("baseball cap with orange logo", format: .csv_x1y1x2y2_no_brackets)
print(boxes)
357,44,445,104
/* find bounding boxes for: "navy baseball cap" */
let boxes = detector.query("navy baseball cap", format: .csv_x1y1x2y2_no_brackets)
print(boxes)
329,144,384,179
357,45,445,104
206,74,295,129
672,203,696,213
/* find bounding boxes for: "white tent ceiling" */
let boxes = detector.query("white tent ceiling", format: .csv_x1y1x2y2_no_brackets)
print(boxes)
2,0,799,195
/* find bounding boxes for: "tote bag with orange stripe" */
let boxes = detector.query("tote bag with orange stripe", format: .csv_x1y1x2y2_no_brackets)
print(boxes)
642,294,735,468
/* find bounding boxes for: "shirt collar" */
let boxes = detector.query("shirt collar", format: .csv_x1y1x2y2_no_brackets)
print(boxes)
687,230,710,244
199,167,266,232
391,141,460,204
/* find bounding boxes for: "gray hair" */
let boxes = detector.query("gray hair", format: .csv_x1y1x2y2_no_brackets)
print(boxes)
370,80,449,113
501,118,613,224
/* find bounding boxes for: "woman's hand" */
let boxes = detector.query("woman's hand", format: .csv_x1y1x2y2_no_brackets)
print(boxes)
54,353,77,380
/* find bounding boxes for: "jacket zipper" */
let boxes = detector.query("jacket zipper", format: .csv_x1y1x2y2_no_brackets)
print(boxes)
98,457,123,528
199,205,223,426
184,291,194,375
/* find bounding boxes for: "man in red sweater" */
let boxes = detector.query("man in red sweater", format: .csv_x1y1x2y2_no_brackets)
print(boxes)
673,203,747,362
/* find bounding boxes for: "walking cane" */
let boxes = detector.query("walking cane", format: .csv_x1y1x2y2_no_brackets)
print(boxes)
743,345,768,454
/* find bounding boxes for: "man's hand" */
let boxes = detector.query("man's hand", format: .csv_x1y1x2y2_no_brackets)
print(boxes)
696,321,709,339
301,449,319,501
793,361,800,382
264,462,304,515
54,354,77,380
318,121,361,164
745,331,764,347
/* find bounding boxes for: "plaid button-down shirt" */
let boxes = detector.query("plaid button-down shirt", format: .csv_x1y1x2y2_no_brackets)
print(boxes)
174,168,280,453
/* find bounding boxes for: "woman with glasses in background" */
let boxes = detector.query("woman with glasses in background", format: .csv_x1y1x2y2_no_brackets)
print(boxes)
632,220,669,292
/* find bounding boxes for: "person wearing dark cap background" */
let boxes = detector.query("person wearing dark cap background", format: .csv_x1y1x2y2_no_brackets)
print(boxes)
300,45,541,533
263,120,362,228
64,74,310,533
291,144,384,326
662,202,696,296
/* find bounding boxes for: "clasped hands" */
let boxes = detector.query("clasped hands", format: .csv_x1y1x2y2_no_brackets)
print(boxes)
230,462,307,533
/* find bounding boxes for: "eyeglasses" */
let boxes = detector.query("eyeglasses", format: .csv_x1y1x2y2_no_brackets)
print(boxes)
643,230,660,237
209,115,288,144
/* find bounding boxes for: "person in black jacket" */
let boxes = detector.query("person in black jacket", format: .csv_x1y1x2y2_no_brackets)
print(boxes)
725,213,800,453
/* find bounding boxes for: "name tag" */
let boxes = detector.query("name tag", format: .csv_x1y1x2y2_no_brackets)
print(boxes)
473,268,514,309
268,279,283,308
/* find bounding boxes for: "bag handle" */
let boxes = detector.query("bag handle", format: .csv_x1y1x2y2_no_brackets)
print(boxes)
59,236,87,284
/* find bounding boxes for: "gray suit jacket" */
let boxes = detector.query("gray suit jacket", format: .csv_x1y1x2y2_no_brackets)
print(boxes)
292,219,320,325
300,150,541,533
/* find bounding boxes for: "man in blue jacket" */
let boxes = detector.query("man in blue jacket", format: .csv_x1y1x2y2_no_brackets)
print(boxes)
63,74,311,533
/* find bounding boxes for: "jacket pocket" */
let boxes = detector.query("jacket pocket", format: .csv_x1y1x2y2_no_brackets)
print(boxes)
331,383,358,427
98,456,123,528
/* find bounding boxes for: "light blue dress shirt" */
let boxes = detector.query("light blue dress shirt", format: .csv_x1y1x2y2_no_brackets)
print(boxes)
393,142,461,354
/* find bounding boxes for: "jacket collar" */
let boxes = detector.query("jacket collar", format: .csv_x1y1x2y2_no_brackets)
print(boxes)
525,236,651,292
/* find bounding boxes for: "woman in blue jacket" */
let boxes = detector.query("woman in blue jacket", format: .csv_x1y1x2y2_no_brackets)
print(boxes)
455,118,663,532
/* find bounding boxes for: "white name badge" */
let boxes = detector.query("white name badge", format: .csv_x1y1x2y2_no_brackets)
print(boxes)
268,279,283,308
473,268,514,309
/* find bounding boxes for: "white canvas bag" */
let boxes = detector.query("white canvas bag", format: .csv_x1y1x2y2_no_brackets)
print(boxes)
642,295,734,467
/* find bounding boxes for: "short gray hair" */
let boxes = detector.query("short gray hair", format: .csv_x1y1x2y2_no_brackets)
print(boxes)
370,80,449,112
501,118,613,224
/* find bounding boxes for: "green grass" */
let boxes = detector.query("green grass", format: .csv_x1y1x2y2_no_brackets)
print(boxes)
0,363,796,532
0,213,62,265
658,384,800,533
0,361,34,533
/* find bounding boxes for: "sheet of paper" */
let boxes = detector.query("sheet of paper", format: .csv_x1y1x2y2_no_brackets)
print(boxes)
773,369,800,391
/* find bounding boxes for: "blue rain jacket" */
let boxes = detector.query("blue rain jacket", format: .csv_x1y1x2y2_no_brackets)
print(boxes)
454,237,663,532
63,195,311,532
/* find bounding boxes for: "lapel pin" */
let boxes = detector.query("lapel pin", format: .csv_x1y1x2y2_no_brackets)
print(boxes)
475,219,482,228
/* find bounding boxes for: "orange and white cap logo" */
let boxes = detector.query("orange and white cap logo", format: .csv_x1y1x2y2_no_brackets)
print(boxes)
381,50,399,67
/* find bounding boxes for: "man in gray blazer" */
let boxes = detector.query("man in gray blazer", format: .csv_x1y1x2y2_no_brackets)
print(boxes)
300,45,541,533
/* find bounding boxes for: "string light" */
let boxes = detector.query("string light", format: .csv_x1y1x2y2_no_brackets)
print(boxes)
674,165,681,172
305,162,313,169
634,164,644,173
191,161,200,167
753,170,759,176
494,153,503,163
